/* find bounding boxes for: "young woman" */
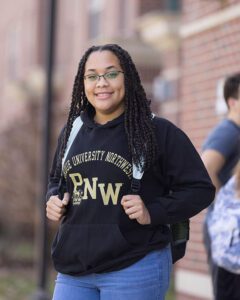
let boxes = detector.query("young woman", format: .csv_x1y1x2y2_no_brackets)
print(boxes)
46,44,215,300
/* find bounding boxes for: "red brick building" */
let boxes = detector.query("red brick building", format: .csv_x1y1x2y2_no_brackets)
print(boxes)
176,1,240,299
136,2,240,298
0,0,47,232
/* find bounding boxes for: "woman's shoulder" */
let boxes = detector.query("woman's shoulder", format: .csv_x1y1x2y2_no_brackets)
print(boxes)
152,115,178,131
152,115,187,141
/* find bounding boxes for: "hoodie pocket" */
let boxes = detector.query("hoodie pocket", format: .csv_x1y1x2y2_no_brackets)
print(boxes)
51,223,131,274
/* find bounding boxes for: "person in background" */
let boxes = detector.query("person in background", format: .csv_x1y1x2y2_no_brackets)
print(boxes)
46,44,215,300
201,73,240,299
208,161,240,300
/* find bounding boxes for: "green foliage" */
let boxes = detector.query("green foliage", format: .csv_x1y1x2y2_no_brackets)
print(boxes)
0,270,35,300
166,275,176,300
0,268,56,300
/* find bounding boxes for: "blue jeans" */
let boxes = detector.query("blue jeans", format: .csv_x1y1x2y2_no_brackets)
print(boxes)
52,247,172,300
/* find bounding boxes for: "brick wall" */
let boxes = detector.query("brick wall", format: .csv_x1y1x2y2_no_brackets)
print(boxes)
0,0,46,236
180,17,240,149
0,0,41,131
175,1,240,299
182,0,240,24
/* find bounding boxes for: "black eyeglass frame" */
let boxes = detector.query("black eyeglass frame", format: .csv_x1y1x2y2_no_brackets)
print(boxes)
84,70,124,82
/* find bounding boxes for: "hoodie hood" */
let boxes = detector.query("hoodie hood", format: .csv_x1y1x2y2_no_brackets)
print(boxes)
81,107,125,129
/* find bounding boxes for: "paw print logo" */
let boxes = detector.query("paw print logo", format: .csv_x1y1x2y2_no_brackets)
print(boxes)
73,189,84,205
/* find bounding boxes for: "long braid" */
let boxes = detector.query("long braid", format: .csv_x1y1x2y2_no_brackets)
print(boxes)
55,44,158,178
54,49,93,178
109,44,158,170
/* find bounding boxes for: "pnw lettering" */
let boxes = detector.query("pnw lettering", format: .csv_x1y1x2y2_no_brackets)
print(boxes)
69,172,123,206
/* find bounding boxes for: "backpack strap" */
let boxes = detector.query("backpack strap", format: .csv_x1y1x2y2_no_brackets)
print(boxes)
131,162,144,193
62,116,83,168
131,113,155,193
58,116,83,198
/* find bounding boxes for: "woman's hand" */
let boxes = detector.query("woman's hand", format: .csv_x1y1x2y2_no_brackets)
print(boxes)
46,192,70,221
121,195,151,225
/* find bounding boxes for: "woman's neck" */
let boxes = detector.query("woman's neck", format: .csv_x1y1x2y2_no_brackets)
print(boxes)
94,109,124,125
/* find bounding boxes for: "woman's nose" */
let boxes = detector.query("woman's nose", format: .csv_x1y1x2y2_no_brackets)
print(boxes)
96,76,109,87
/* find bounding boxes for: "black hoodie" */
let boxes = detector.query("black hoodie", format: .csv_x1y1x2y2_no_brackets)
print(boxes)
47,110,215,276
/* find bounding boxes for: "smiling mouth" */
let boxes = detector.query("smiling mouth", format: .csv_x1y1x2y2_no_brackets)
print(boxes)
95,92,113,99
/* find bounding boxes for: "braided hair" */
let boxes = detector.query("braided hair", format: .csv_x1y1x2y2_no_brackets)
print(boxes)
55,44,158,178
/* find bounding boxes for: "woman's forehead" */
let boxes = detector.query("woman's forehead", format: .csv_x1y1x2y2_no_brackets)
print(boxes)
85,50,121,71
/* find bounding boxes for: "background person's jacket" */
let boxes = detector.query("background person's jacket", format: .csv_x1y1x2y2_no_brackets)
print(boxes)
47,110,215,276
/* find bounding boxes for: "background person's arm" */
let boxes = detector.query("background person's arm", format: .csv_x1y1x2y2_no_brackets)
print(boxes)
201,149,225,193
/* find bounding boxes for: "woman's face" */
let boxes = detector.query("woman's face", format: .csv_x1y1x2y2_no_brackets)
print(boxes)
84,50,125,121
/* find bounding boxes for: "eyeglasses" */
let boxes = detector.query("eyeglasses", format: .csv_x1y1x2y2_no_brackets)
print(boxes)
84,70,124,82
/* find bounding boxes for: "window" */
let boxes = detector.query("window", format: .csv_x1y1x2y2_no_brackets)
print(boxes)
153,76,178,102
119,0,127,34
88,0,105,39
6,27,19,80
139,0,181,15
215,78,227,115
165,0,181,12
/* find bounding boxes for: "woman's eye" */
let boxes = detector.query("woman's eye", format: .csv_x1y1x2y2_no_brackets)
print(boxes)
87,75,98,81
106,71,118,79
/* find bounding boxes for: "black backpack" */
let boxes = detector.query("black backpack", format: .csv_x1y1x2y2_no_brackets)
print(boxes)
170,220,189,263
131,168,189,264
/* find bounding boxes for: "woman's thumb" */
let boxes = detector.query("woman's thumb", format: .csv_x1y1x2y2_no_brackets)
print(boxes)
62,192,70,206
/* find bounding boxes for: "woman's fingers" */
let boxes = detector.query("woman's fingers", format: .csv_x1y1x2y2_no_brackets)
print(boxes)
46,195,68,221
121,195,151,225
125,205,140,215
